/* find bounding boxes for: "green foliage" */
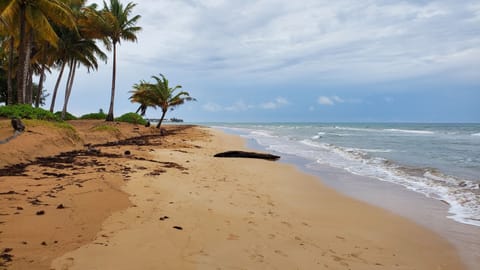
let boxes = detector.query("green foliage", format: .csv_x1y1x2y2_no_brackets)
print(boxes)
91,125,120,133
80,111,107,120
0,105,60,121
54,111,78,120
115,112,147,125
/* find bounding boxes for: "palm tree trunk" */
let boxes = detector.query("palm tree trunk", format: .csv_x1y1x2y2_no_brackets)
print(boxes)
106,42,117,121
61,60,75,120
156,109,167,129
35,64,46,108
26,67,33,105
25,32,34,105
7,37,15,105
16,3,27,104
50,61,66,112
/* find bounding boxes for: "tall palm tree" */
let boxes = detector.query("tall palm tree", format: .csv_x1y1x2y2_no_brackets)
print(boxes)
129,74,195,130
101,0,141,121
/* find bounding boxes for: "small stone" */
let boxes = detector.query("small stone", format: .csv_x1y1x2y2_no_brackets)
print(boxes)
56,204,65,209
173,226,183,230
36,210,45,216
41,241,47,246
124,150,131,155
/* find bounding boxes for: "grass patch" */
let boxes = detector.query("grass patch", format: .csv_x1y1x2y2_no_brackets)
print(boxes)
23,119,80,142
91,125,120,133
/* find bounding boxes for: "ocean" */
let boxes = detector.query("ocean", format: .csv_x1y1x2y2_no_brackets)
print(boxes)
211,123,480,228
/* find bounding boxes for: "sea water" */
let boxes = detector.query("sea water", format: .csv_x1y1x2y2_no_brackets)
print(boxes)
211,123,480,227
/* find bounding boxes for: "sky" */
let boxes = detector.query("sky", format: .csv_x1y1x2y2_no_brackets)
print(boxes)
43,0,480,122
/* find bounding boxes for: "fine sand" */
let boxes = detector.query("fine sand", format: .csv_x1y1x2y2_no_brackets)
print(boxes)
0,120,465,269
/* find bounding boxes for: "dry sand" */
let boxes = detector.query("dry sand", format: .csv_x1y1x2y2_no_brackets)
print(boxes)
0,120,465,269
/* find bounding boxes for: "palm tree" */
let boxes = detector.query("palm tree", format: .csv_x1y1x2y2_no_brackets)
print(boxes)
129,74,195,130
129,80,152,116
101,0,141,121
0,0,76,104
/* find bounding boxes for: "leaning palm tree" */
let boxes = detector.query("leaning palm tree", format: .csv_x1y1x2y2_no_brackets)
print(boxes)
129,80,152,116
129,74,195,130
101,0,141,121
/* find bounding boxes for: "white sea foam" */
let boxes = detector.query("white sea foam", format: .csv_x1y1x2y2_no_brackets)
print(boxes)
472,133,480,137
217,124,480,227
252,133,480,227
384,128,434,135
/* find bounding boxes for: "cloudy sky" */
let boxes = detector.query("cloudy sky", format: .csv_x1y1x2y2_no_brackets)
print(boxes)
44,0,480,122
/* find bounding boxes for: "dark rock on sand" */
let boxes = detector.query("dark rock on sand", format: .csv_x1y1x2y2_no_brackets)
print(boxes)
36,210,45,215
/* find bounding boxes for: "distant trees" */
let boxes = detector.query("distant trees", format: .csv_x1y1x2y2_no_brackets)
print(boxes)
129,74,195,129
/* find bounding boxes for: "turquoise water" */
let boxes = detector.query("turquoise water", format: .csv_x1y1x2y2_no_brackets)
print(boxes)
209,123,480,227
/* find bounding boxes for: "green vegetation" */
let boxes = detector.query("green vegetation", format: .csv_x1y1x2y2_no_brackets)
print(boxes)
54,111,77,121
129,74,195,129
115,112,147,125
80,111,107,120
0,105,60,121
90,124,120,133
24,119,80,142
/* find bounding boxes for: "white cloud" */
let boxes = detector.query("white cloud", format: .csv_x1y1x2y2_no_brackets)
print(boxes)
202,97,289,112
318,96,335,106
317,95,360,106
202,102,223,112
261,97,289,109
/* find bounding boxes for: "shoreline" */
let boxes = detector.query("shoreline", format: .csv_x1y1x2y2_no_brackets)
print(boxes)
0,122,467,269
224,126,480,270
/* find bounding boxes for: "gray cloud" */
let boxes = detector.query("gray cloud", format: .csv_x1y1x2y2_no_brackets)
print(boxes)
105,0,478,84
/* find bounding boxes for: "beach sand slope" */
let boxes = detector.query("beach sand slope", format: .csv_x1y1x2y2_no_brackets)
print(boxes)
49,127,464,270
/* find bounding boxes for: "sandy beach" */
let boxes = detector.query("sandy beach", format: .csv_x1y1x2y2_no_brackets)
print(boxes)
0,120,465,269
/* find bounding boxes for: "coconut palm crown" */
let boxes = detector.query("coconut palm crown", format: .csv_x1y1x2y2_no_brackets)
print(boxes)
129,74,195,129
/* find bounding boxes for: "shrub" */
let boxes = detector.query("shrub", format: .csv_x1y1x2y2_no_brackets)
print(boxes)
0,105,60,121
115,112,147,125
80,112,107,120
54,111,78,120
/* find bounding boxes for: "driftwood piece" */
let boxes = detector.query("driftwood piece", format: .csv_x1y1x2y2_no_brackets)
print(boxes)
11,118,25,132
214,151,280,161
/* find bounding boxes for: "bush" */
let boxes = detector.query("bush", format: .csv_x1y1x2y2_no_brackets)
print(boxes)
115,112,147,125
80,112,107,120
0,104,60,121
54,111,78,120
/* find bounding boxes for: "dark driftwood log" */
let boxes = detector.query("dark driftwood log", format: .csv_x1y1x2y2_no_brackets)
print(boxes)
214,151,280,161
11,118,25,132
